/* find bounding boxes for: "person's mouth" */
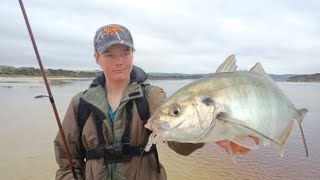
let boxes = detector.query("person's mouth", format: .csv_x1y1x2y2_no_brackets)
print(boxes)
113,69,125,73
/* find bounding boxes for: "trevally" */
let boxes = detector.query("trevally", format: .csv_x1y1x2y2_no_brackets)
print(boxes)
145,54,308,161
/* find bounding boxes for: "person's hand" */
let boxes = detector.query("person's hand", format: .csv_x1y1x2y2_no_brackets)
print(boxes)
215,136,260,155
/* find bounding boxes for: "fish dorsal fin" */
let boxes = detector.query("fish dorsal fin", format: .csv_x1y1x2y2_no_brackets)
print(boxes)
216,54,237,73
249,62,271,79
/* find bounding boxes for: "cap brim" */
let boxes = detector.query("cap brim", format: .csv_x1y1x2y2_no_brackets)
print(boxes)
97,40,135,54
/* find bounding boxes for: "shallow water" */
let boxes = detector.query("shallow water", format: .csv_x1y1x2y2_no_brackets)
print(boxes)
0,79,319,180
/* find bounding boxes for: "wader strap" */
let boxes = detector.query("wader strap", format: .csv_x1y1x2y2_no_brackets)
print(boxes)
153,144,161,173
79,84,161,173
95,115,105,146
86,145,154,160
78,98,91,160
135,84,150,122
121,100,133,144
78,98,106,155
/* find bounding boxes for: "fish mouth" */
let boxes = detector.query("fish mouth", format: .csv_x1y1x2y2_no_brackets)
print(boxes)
146,122,170,134
145,118,173,143
144,120,162,132
152,133,163,144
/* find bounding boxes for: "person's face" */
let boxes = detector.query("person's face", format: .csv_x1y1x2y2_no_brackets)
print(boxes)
95,44,133,82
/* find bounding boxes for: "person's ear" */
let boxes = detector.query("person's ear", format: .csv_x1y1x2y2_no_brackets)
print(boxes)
94,52,100,65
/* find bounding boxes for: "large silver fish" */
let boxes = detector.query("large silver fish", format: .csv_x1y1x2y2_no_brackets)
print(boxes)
145,54,308,159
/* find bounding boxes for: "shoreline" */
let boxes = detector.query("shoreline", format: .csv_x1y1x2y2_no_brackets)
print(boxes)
0,76,200,83
0,76,94,83
0,76,319,83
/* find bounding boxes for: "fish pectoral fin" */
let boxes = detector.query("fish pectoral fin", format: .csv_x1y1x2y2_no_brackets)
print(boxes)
231,136,260,150
217,112,282,148
226,140,238,164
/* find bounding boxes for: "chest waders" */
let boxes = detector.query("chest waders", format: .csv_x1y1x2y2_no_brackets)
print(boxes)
76,83,161,176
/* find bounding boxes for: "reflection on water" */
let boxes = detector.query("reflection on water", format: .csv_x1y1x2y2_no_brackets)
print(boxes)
0,79,319,180
1,86,13,89
0,77,92,87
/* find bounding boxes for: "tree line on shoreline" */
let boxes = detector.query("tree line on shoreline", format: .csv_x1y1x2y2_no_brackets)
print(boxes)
0,66,319,82
0,66,205,80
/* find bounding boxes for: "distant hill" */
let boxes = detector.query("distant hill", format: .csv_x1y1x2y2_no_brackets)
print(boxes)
147,72,207,80
0,66,310,82
0,66,207,79
287,73,320,82
269,74,296,82
0,66,99,78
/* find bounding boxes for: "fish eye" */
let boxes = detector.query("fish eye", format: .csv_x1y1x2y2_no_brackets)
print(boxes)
170,105,181,116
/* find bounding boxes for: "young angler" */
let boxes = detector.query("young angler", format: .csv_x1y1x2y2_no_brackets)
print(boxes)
54,24,256,180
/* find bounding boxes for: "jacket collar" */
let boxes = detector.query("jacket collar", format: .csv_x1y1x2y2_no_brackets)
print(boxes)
81,65,148,113
79,66,149,143
90,65,148,88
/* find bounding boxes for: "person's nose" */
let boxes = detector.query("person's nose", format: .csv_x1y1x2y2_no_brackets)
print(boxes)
114,56,124,66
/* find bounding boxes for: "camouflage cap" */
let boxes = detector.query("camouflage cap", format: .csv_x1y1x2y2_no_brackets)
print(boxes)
93,24,135,54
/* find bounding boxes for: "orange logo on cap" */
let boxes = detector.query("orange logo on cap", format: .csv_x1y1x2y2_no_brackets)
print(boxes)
103,25,125,35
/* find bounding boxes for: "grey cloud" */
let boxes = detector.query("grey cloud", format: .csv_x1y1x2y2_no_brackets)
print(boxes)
1,0,319,74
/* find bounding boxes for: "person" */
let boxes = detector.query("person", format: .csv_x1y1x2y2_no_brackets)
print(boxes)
54,24,258,180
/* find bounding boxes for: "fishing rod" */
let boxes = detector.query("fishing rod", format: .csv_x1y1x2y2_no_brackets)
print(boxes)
18,1,78,179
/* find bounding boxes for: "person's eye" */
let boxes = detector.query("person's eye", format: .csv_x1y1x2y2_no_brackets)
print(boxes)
104,54,113,58
123,52,130,56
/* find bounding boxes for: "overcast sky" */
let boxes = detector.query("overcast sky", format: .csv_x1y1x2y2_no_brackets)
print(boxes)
1,0,319,74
